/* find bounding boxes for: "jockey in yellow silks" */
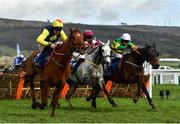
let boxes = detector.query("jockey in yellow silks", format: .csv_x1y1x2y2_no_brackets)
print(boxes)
34,19,68,68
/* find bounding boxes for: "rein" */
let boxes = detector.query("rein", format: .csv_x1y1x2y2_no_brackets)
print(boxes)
52,57,67,68
133,49,145,60
53,48,65,56
50,36,78,68
49,47,67,68
85,60,100,68
124,49,145,68
125,61,139,68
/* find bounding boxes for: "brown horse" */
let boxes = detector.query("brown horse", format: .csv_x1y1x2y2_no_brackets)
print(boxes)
88,43,160,109
21,27,84,117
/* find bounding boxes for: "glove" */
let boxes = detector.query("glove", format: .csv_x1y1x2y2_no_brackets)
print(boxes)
55,41,64,46
84,42,89,48
131,46,139,51
50,43,57,49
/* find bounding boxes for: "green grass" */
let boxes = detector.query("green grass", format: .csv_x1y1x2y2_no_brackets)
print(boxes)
0,84,180,123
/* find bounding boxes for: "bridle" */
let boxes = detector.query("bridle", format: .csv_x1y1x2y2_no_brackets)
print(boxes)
125,47,156,68
85,45,111,67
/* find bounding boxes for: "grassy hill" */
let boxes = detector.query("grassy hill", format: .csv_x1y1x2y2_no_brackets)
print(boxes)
0,45,31,56
0,18,180,58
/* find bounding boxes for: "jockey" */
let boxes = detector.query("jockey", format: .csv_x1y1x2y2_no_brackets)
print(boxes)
14,54,25,66
34,19,68,68
83,30,101,49
71,30,101,74
111,33,138,63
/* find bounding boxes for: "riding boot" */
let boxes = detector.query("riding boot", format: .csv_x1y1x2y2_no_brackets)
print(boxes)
34,51,47,68
112,57,120,64
34,46,52,68
71,58,85,74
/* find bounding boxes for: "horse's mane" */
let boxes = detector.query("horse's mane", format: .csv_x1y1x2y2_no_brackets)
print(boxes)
122,46,144,62
54,28,80,51
86,47,96,55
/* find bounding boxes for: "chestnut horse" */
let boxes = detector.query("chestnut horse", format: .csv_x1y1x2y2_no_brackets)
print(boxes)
88,43,160,109
21,27,83,117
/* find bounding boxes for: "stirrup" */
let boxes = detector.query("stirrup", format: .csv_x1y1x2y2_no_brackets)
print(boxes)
35,62,43,68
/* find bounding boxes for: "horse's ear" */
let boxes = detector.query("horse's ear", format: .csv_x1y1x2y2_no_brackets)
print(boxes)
145,42,150,48
106,40,110,46
145,42,148,47
69,28,73,33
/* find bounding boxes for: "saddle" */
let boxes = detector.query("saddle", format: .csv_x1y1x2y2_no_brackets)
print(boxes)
104,57,122,77
70,58,85,74
34,51,52,68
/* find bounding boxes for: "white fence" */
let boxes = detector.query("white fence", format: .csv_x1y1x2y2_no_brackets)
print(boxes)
152,69,180,85
144,61,180,85
143,61,180,98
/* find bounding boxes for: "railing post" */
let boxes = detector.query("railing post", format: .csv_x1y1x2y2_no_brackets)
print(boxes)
148,65,152,98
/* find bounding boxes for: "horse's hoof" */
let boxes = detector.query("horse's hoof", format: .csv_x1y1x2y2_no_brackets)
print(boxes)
56,103,60,108
112,103,118,107
32,104,37,109
133,98,138,103
51,112,55,117
70,106,74,110
152,106,157,110
39,106,44,110
150,102,157,110
86,96,92,101
39,104,46,110
65,95,69,101
92,105,97,109
92,106,97,109
32,102,40,109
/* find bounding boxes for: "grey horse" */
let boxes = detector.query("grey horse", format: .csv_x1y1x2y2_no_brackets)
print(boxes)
66,41,117,109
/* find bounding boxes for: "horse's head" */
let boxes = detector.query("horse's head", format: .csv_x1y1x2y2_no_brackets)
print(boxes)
69,27,84,53
100,40,111,67
142,43,160,69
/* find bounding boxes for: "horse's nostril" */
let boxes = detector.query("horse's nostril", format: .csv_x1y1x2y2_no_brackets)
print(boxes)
105,61,110,65
152,64,160,69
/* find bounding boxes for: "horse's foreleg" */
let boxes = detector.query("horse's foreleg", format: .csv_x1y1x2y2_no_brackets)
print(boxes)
39,80,50,110
100,80,117,107
86,90,93,101
65,78,77,110
51,81,64,117
91,85,100,109
29,76,40,109
141,83,156,109
133,82,141,103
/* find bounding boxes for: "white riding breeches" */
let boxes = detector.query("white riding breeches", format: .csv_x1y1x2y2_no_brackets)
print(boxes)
112,53,123,58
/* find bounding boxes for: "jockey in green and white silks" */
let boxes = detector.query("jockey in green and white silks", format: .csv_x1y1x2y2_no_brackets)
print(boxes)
111,33,138,62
